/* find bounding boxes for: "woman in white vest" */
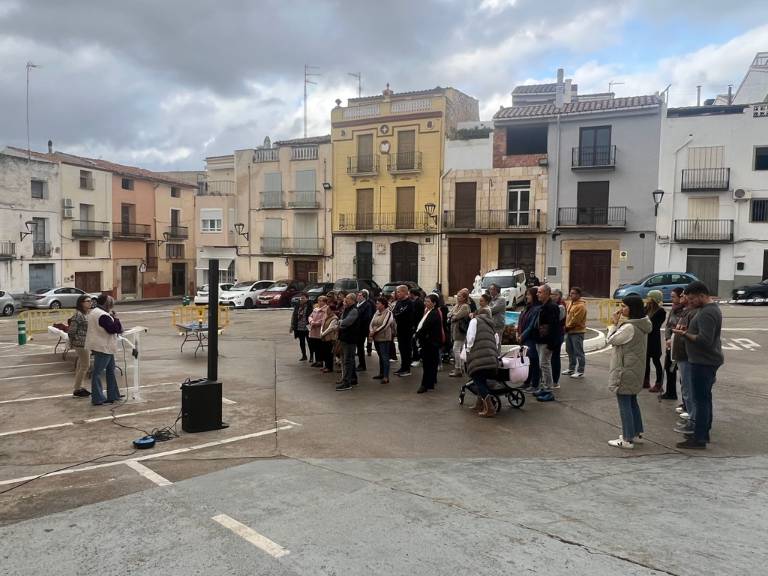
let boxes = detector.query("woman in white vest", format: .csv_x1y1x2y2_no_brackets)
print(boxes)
84,294,123,405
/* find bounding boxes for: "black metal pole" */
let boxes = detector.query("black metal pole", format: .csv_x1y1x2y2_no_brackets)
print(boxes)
207,259,219,382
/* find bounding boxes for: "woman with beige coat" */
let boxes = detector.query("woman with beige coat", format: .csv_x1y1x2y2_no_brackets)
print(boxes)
448,291,471,377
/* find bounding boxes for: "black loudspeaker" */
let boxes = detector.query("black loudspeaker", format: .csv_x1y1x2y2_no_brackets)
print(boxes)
181,378,224,433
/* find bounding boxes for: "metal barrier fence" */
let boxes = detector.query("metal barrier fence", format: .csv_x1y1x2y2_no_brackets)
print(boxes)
171,305,230,329
18,308,75,337
596,299,623,327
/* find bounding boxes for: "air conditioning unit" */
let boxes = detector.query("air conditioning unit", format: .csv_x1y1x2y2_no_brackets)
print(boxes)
733,188,751,201
63,207,74,219
63,198,74,208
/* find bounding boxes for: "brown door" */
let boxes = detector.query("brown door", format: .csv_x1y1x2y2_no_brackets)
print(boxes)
569,250,611,297
448,238,481,295
454,182,477,228
75,271,101,293
396,186,415,229
357,134,373,172
498,238,536,272
294,260,318,284
397,130,415,170
121,266,138,295
356,188,373,230
391,241,419,283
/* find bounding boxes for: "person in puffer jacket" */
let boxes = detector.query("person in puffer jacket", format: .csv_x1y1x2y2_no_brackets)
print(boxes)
606,294,652,450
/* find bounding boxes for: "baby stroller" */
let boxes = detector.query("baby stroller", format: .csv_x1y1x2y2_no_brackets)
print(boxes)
459,346,529,413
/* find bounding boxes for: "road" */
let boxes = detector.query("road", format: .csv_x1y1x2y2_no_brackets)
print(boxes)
0,301,766,575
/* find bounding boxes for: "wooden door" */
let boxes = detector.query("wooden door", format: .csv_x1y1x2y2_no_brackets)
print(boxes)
396,186,415,229
294,260,318,284
448,238,481,295
686,249,720,296
454,182,477,228
75,271,101,293
498,238,536,272
356,188,373,230
569,250,611,297
356,241,373,279
121,266,138,295
171,263,186,296
391,241,418,283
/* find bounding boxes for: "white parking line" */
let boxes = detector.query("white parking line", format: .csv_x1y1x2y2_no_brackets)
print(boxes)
211,514,290,558
222,397,237,405
125,460,173,487
0,423,296,486
0,422,74,437
0,371,72,381
4,361,69,369
0,382,178,404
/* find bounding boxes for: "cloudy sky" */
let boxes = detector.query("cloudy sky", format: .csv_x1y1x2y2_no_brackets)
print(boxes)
1,0,766,170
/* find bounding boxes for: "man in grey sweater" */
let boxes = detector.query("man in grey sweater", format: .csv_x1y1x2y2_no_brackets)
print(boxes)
673,281,723,449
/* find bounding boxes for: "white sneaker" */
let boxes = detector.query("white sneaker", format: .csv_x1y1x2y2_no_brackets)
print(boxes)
675,406,684,414
570,372,583,379
679,412,690,420
561,369,574,375
624,434,644,444
608,438,634,449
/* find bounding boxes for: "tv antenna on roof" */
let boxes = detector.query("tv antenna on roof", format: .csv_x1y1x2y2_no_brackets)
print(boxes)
348,72,362,97
304,65,320,138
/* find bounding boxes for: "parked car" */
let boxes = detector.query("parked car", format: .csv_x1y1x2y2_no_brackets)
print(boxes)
381,281,421,299
613,272,698,303
219,280,274,308
470,269,527,308
290,282,334,307
732,279,768,303
0,290,16,316
22,287,101,309
257,280,306,308
194,282,234,306
332,278,382,298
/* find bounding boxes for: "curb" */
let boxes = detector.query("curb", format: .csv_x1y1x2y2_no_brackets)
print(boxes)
501,327,607,357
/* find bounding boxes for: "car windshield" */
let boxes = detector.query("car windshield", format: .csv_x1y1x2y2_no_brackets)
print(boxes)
268,282,289,291
481,276,516,289
35,288,50,295
199,284,209,292
334,279,357,291
307,285,324,293
230,282,254,291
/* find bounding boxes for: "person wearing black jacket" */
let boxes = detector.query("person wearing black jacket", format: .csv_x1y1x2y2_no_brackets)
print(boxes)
355,290,374,371
535,284,560,393
337,293,360,391
415,293,443,394
290,293,312,361
393,285,414,376
410,289,425,363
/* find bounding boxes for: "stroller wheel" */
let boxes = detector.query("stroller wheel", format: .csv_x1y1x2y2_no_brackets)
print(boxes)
490,395,502,413
508,389,525,409
459,392,465,405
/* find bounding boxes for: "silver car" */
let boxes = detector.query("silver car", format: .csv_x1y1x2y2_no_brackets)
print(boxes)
0,290,16,316
22,287,101,309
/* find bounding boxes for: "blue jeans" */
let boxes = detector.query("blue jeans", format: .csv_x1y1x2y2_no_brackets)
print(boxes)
522,338,540,388
472,370,493,398
566,333,585,372
91,351,119,405
616,394,643,441
341,341,358,385
678,360,694,420
690,363,718,443
374,340,390,378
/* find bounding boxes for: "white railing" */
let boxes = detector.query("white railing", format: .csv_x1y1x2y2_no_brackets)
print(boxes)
291,146,318,161
753,104,768,118
342,104,380,120
254,148,279,162
391,98,432,113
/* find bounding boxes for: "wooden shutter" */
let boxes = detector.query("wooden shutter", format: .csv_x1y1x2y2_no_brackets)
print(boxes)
356,188,373,229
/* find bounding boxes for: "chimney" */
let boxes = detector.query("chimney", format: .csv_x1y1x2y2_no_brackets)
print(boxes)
696,85,701,107
564,79,573,103
557,68,564,84
727,84,733,104
47,139,53,154
555,68,565,108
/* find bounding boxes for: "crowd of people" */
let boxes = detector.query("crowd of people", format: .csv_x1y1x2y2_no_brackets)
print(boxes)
289,278,724,448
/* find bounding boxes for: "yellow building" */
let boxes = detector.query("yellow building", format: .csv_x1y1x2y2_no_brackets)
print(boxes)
331,86,478,290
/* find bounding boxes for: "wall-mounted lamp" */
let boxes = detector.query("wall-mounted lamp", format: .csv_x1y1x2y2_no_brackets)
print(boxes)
234,222,249,241
322,182,332,191
652,189,665,216
19,220,37,242
424,202,437,227
156,231,171,246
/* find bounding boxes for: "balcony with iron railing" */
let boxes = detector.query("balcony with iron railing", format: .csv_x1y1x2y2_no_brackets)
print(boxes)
571,145,617,169
0,240,16,260
166,225,189,239
260,237,325,255
260,190,284,209
287,190,320,209
442,209,542,232
113,222,152,240
253,148,279,163
71,220,110,238
681,168,730,192
200,180,236,195
291,146,318,161
557,206,627,228
674,219,734,242
347,155,379,176
388,151,423,174
337,212,434,233
32,241,52,257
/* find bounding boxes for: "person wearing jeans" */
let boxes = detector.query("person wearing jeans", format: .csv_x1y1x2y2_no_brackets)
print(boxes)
564,287,587,377
84,294,123,406
534,284,559,394
369,296,395,383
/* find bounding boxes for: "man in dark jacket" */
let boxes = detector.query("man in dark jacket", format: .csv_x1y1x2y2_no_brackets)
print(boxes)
526,270,541,288
535,284,560,393
355,289,374,371
337,293,360,391
410,289,425,364
393,285,414,377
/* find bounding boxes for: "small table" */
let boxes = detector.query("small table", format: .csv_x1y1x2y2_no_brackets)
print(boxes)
177,322,209,357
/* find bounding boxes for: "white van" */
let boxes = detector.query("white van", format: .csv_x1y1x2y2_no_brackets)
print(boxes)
470,269,527,309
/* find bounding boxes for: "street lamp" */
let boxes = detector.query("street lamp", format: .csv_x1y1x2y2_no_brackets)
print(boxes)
156,231,171,246
424,202,437,226
19,220,37,242
652,189,665,216
424,203,441,293
234,222,249,241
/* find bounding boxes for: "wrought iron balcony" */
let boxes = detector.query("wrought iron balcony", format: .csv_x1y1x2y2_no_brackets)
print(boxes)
32,241,52,257
288,190,320,209
72,220,110,238
346,155,379,176
113,222,152,240
681,168,730,192
674,219,734,242
337,212,434,232
388,151,423,174
260,237,324,255
260,190,284,209
0,240,16,260
558,206,627,228
442,209,542,232
571,145,617,169
291,146,318,161
166,225,189,239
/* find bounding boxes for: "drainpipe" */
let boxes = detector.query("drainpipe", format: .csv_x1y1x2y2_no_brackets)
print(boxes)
667,135,694,269
550,111,562,281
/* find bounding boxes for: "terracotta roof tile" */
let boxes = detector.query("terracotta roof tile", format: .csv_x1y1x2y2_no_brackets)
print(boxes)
273,135,331,146
494,95,662,120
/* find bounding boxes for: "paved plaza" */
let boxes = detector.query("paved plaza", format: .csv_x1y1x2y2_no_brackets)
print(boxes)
0,302,767,575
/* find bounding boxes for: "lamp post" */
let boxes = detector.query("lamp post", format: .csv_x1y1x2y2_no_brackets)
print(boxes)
424,203,441,293
234,222,249,241
652,189,665,216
